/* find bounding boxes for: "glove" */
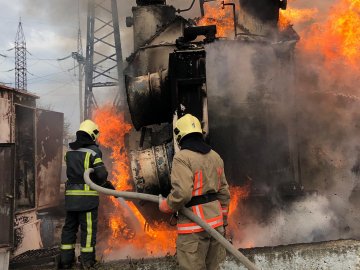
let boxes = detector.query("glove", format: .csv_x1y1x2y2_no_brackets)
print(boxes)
102,180,115,190
159,195,174,214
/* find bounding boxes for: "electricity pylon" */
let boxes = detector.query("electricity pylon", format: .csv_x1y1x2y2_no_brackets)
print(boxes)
84,0,126,119
15,19,27,91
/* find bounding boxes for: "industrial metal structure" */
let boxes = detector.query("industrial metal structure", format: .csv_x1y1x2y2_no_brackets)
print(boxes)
0,84,64,263
84,0,126,119
121,0,299,224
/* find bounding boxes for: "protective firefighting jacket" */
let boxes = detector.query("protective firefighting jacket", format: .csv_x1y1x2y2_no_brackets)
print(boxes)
64,143,110,211
166,140,231,234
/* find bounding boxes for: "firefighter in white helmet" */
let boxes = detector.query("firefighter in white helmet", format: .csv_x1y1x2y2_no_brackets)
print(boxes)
159,114,231,270
59,120,116,270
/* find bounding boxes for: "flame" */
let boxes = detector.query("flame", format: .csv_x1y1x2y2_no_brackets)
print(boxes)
228,182,251,217
93,106,132,191
197,0,236,38
93,106,176,259
299,0,360,70
227,182,251,247
279,7,318,31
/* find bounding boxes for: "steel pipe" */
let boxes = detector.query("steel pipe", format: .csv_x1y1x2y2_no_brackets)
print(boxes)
84,168,260,270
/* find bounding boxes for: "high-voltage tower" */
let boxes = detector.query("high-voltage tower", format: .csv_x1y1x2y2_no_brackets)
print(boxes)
84,0,125,118
15,20,27,91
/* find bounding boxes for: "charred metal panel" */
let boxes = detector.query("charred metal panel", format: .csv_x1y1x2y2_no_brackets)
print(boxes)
239,0,282,23
150,20,186,46
238,0,286,36
126,69,170,130
13,94,37,108
168,49,207,121
132,4,176,50
125,18,187,76
15,105,36,212
36,109,64,210
206,41,296,192
126,46,177,77
136,0,165,5
0,98,12,143
0,144,15,247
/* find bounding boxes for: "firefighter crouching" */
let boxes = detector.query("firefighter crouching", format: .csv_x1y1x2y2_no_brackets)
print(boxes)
59,120,116,270
159,114,231,270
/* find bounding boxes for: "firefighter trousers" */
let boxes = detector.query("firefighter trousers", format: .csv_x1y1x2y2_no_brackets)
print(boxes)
60,208,98,266
176,226,226,270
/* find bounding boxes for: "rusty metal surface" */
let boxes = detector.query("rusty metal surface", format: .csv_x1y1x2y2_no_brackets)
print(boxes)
0,144,15,247
0,98,12,143
36,109,64,210
13,211,42,256
15,105,36,211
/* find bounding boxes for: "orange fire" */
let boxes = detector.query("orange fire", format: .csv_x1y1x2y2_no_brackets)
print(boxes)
228,182,251,217
93,106,132,191
279,7,318,31
197,0,237,38
299,0,360,70
93,106,176,259
227,182,251,247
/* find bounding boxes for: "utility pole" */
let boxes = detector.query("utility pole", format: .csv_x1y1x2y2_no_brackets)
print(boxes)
84,0,126,118
72,29,85,123
15,19,27,91
72,0,85,123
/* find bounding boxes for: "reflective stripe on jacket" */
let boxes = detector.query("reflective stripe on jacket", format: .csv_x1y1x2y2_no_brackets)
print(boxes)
166,149,230,234
64,145,106,211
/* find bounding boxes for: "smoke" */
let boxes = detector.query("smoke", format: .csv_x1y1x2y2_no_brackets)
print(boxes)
234,195,339,247
206,0,360,247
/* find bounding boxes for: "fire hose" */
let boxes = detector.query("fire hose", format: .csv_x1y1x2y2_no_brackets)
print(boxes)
84,168,260,270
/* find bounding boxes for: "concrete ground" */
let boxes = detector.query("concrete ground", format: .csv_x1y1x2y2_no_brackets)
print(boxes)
10,239,360,270
96,239,360,270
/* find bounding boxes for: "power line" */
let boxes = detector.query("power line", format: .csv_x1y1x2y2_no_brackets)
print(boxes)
27,70,75,83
